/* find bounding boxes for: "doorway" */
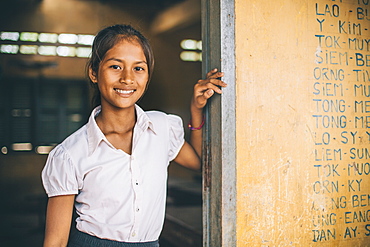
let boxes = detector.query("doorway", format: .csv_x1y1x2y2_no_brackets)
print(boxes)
0,0,206,246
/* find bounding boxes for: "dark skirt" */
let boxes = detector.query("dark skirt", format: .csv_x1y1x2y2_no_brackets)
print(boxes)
68,230,160,247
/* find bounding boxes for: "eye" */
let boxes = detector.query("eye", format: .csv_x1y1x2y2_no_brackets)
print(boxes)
110,65,121,70
134,66,145,72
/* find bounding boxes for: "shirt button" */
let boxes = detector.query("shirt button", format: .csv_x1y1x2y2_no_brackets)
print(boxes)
132,231,136,237
136,208,140,212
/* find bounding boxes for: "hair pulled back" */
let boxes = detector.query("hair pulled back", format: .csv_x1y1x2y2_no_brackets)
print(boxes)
87,24,154,108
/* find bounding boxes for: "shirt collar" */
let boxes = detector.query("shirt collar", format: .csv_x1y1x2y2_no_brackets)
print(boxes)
86,104,155,156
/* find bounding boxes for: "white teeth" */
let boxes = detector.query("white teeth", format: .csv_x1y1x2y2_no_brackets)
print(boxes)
115,89,134,94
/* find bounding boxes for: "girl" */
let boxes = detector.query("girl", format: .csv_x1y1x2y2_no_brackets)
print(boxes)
41,24,226,247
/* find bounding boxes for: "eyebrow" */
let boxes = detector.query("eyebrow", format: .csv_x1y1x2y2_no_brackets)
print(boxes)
105,58,147,64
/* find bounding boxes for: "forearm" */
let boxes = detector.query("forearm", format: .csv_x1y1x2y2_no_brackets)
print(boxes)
189,103,204,158
43,195,75,247
177,68,225,170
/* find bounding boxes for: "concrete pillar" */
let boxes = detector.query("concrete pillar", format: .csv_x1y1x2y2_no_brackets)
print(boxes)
202,0,236,245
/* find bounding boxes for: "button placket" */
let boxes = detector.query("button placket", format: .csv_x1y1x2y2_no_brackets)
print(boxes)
129,153,142,241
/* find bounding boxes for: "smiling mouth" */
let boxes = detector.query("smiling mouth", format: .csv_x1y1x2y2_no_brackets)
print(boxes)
114,88,135,94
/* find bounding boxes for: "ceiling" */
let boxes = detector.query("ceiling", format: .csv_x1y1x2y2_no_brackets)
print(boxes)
4,0,185,11
2,0,199,34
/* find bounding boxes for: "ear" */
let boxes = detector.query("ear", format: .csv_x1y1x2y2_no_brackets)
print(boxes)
89,67,98,83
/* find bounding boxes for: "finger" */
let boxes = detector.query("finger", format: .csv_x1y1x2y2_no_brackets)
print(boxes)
197,78,227,88
209,78,227,87
205,67,224,78
206,68,218,78
195,83,222,95
194,89,214,108
205,89,214,98
195,79,227,90
207,71,224,80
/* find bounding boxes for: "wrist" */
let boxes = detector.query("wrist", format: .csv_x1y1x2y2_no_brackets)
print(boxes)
188,115,205,130
190,103,203,115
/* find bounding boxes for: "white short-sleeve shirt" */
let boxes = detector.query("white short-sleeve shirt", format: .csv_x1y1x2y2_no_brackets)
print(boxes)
41,105,185,242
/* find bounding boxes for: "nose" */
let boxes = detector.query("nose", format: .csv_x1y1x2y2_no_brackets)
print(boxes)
120,69,134,84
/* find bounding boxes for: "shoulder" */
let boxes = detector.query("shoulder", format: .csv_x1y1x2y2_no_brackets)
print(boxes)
145,110,184,137
145,110,182,124
145,110,167,119
145,110,183,132
50,124,88,159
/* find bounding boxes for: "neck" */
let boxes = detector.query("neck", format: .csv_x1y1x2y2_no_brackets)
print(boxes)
96,104,136,135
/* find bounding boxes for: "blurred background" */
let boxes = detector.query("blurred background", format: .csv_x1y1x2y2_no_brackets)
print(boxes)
0,0,202,246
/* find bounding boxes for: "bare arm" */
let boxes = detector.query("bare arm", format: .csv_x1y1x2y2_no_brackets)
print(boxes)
174,68,226,170
43,195,75,247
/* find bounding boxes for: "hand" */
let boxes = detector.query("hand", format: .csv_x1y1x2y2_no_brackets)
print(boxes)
191,68,227,111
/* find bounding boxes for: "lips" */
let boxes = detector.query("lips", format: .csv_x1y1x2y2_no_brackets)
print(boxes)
114,88,135,95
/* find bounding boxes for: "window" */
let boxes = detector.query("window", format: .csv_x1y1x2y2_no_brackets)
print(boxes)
0,31,93,58
180,39,202,62
0,77,89,154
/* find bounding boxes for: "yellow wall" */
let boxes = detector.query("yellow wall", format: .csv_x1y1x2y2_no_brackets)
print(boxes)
236,0,370,245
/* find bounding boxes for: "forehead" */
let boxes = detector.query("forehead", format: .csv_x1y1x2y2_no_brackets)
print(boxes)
104,39,146,61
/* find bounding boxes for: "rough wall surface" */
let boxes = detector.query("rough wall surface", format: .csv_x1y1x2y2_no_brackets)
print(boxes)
236,0,370,245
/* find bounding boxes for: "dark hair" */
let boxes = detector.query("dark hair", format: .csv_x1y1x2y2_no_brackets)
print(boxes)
87,24,155,108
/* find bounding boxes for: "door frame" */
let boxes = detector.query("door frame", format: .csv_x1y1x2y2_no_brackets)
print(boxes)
201,0,237,246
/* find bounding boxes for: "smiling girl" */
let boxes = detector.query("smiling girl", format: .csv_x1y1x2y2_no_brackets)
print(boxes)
41,24,226,247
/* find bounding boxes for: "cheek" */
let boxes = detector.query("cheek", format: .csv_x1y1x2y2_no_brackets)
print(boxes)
142,80,149,91
98,73,116,86
137,74,149,86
